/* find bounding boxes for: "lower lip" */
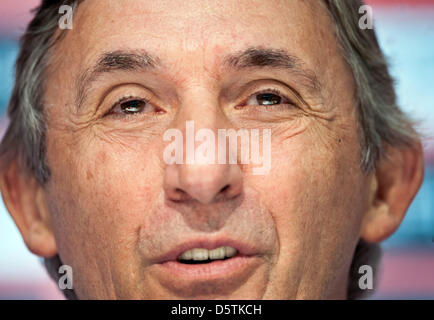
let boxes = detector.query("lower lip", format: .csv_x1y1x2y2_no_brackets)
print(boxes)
158,255,257,280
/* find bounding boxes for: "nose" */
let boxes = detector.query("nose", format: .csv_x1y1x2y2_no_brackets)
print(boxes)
163,85,244,204
164,161,243,204
163,113,243,204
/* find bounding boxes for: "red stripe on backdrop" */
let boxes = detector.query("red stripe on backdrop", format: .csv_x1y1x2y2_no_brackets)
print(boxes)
366,0,434,5
377,250,434,296
0,0,40,36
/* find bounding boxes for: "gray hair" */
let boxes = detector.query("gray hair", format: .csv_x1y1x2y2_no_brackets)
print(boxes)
0,0,419,299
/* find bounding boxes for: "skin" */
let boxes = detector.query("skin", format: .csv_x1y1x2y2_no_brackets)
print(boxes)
0,0,424,299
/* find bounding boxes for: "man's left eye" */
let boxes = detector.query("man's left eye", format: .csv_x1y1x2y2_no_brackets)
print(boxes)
246,91,290,107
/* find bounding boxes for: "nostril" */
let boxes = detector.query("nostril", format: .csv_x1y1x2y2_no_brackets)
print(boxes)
175,188,185,194
173,188,191,201
220,184,230,193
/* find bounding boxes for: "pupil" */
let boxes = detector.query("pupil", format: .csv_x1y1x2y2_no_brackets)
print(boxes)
257,93,281,105
122,100,142,113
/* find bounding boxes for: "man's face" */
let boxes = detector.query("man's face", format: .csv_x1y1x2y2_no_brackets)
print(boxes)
42,0,372,299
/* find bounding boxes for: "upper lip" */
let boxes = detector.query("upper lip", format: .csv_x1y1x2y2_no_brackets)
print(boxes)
152,236,259,264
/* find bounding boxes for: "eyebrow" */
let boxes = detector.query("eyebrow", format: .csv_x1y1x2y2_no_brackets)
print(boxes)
225,47,299,69
75,47,321,110
76,50,159,110
224,47,322,94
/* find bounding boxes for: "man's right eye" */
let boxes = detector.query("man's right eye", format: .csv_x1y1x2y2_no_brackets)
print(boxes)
106,97,162,117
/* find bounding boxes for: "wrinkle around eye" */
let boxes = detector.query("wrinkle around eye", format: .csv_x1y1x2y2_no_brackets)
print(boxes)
89,119,164,152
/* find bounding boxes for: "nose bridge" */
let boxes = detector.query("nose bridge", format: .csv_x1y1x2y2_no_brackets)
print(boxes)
176,85,228,164
179,84,222,127
163,87,243,204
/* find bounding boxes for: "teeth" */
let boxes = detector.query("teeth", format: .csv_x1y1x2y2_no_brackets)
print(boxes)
225,246,237,257
178,246,238,261
209,247,225,260
178,250,192,260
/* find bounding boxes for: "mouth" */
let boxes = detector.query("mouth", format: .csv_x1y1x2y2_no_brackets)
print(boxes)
152,239,261,282
176,246,238,264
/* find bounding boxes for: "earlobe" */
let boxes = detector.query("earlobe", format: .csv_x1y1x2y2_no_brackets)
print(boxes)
31,187,58,257
361,142,424,243
361,198,400,243
0,161,57,257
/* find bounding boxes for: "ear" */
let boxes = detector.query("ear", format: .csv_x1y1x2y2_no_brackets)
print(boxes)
0,161,57,257
361,142,424,243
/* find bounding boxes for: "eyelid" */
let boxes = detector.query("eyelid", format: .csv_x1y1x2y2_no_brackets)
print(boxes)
116,95,148,106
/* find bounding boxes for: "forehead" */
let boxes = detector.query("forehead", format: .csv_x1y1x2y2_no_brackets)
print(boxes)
55,0,338,77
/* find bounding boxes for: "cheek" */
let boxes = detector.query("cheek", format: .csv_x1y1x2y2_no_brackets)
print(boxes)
45,131,163,278
247,128,367,279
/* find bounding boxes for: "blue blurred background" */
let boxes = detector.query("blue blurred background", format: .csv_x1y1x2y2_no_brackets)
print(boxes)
0,0,433,299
